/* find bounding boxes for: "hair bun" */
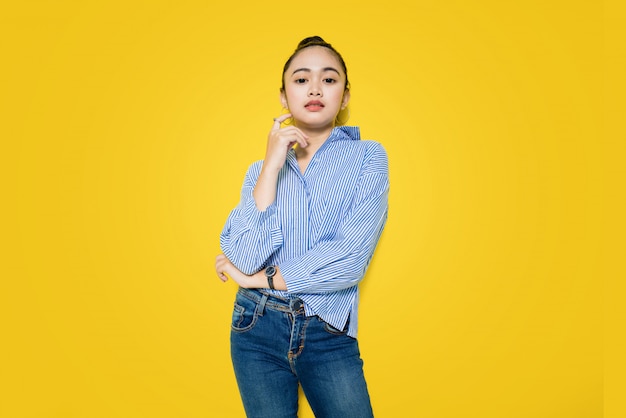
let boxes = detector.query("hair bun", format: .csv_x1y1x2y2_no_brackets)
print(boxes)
297,36,329,49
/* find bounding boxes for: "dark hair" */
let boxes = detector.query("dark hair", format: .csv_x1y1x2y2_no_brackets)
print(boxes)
280,36,350,92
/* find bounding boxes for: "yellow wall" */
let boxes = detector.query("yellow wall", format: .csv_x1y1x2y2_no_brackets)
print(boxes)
3,1,605,417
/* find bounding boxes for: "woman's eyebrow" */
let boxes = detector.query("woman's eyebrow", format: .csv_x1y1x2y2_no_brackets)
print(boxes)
291,67,341,76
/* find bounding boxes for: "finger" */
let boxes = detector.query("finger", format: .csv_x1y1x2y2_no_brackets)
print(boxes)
288,129,309,148
215,255,228,279
217,271,228,282
294,132,309,148
276,126,309,147
272,113,292,130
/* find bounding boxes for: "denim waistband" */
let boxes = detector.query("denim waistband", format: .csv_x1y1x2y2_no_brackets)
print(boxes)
237,287,304,313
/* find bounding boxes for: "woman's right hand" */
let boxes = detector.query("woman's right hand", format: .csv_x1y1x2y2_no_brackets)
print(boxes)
262,113,308,172
253,113,307,211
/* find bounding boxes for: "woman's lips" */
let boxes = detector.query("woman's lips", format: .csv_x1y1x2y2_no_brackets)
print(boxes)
305,101,324,111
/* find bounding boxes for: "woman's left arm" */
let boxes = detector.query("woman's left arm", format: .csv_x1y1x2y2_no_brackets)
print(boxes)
278,152,389,293
215,168,387,292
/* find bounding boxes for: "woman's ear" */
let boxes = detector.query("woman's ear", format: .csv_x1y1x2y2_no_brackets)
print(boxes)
279,91,288,109
341,89,351,110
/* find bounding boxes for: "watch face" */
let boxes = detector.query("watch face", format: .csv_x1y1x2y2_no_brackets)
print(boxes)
265,266,276,277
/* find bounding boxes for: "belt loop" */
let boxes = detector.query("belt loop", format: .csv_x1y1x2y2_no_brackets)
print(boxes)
257,293,268,316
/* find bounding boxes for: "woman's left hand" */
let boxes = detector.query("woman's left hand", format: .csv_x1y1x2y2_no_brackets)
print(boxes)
215,254,254,287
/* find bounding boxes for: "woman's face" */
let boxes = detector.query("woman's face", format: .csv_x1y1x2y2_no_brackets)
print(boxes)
281,46,350,130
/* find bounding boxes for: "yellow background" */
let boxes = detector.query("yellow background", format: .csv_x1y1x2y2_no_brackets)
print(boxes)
2,1,606,417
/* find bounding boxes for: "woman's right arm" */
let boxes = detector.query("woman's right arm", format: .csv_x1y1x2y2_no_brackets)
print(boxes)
220,114,309,274
253,114,308,210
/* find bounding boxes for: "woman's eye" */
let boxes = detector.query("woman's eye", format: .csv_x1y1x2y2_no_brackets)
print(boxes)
295,78,307,84
324,78,336,83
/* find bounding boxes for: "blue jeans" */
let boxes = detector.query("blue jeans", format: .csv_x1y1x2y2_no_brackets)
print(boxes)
230,288,374,418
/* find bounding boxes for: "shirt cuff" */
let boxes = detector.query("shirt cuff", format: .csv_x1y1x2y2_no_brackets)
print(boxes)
279,257,310,293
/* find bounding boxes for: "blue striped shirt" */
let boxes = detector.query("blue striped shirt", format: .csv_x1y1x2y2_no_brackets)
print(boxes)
220,126,389,337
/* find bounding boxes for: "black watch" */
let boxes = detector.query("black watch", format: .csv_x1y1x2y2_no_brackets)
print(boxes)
265,265,277,290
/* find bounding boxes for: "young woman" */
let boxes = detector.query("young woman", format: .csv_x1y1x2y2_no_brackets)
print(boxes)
215,36,389,418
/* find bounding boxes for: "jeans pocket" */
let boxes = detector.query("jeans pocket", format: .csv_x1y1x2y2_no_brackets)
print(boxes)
320,316,348,336
231,295,258,333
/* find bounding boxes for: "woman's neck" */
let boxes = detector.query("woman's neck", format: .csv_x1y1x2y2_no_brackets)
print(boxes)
296,124,334,154
293,124,335,171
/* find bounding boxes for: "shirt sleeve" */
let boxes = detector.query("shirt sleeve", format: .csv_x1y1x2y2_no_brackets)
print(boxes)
219,162,284,275
279,143,389,293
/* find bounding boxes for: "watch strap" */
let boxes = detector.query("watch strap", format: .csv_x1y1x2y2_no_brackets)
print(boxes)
265,266,276,290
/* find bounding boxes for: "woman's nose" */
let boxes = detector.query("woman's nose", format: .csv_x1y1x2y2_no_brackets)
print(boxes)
308,84,322,96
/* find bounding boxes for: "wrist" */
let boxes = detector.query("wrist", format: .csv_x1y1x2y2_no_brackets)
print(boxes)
260,160,283,176
244,271,267,289
264,265,277,290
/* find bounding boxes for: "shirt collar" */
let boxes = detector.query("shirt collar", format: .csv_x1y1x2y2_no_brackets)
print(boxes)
327,126,361,143
285,126,361,162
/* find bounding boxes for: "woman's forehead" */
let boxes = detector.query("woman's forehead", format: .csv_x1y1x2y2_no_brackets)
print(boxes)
287,46,343,73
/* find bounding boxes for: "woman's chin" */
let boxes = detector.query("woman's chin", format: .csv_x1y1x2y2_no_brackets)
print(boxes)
293,117,337,131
